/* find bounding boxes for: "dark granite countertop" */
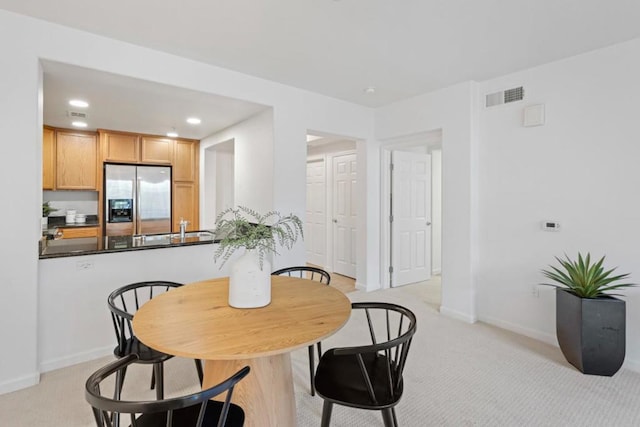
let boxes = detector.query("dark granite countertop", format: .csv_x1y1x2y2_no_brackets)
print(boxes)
47,215,100,229
39,230,220,259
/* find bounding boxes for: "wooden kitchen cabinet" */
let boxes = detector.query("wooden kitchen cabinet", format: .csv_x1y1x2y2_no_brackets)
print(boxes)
174,140,198,181
58,226,99,239
141,136,173,164
101,131,139,163
56,131,98,190
42,126,55,190
65,127,199,233
173,182,198,232
172,139,199,231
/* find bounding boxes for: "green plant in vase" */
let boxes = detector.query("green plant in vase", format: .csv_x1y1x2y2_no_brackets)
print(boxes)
42,201,58,217
213,206,304,308
541,252,635,376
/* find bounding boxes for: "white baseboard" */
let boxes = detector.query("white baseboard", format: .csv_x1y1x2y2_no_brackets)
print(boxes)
440,305,477,323
622,357,640,374
478,315,558,347
40,345,113,373
0,372,40,396
479,315,640,375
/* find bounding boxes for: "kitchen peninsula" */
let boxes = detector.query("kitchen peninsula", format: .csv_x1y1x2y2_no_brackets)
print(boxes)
38,229,235,375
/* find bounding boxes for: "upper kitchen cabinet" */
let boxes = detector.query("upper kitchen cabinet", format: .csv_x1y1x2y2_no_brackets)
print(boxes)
100,131,139,163
42,126,55,190
173,140,198,182
100,130,174,164
140,136,173,164
56,130,98,190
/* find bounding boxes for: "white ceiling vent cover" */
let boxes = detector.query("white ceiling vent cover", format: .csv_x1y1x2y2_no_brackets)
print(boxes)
67,110,88,119
485,86,524,107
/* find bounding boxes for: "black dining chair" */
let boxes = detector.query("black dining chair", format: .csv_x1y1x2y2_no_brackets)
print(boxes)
314,302,417,427
108,281,204,400
272,266,331,396
85,353,249,427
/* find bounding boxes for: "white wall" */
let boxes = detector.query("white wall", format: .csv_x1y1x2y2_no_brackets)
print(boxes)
203,146,217,228
43,190,99,216
476,37,640,369
202,140,234,229
200,109,274,217
215,149,235,218
376,82,479,322
0,9,373,393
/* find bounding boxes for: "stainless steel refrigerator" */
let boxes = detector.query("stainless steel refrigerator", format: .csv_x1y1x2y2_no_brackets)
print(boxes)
104,164,172,236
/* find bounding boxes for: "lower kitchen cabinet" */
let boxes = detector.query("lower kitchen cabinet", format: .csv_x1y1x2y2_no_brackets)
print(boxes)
57,226,99,239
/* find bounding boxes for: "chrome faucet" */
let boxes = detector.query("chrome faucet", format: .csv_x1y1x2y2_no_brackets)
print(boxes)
179,217,189,239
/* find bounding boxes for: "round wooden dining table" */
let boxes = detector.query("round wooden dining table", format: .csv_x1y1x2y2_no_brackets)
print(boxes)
132,275,352,427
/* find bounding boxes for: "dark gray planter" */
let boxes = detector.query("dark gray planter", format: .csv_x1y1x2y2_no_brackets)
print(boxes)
556,288,626,376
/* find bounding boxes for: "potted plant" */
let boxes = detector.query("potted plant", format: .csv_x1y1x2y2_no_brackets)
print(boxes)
541,252,635,376
214,206,304,308
42,201,58,231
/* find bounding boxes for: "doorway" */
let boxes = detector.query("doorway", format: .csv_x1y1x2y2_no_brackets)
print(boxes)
381,131,442,295
391,149,432,286
306,133,358,279
332,152,357,278
202,139,234,229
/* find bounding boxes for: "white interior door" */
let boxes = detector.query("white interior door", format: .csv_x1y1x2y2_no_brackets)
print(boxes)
391,150,431,286
306,159,327,267
333,153,357,278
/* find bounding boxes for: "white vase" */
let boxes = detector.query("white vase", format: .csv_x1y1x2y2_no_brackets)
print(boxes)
228,249,272,308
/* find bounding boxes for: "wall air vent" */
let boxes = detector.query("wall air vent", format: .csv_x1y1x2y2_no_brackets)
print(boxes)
67,110,88,119
485,86,524,107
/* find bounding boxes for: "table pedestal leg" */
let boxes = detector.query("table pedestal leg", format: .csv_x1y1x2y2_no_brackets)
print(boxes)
203,353,296,427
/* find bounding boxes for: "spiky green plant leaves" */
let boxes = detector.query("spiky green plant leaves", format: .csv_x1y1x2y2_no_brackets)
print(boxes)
541,252,635,298
42,201,58,217
213,206,304,269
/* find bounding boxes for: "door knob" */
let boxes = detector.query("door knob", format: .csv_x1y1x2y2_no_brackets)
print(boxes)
333,219,338,223
426,221,432,226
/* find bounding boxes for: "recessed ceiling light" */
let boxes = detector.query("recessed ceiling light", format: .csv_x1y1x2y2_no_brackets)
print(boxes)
72,121,88,128
364,87,376,94
167,131,179,138
186,117,201,125
69,99,89,108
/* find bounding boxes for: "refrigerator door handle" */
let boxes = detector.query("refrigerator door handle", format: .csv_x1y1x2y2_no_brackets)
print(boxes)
136,177,142,235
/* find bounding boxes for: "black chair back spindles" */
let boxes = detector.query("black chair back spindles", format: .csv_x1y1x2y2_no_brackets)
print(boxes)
107,281,204,400
314,302,417,427
85,354,249,427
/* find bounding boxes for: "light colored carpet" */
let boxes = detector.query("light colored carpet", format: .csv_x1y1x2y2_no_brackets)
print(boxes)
2,282,640,426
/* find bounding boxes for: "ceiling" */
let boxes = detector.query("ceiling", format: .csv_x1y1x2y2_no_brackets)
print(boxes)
4,1,640,108
43,61,268,140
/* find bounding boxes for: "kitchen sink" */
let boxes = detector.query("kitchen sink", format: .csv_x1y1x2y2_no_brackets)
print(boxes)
132,230,215,247
170,231,215,239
